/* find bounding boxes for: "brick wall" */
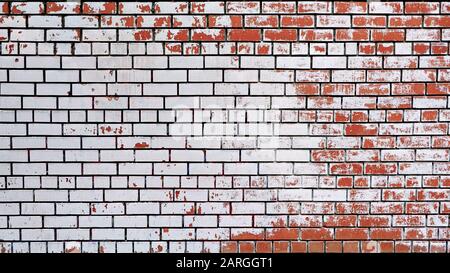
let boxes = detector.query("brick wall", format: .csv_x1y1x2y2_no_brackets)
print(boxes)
0,1,449,253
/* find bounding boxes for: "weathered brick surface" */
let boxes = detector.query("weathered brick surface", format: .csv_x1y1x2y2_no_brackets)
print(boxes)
0,1,450,253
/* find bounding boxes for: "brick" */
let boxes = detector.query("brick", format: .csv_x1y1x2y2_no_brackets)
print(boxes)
46,2,81,14
317,15,350,28
264,29,297,42
280,16,313,28
277,57,310,69
22,229,54,241
0,57,24,68
62,57,96,69
228,29,261,41
227,2,259,14
313,57,347,69
406,3,440,14
10,2,44,14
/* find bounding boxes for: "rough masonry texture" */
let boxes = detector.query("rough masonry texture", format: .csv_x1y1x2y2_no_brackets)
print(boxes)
0,0,450,253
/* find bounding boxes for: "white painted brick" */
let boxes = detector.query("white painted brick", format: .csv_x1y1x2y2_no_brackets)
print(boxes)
169,56,203,68
10,29,45,41
276,150,310,162
189,70,222,82
224,163,257,175
241,56,275,68
153,70,187,82
205,56,239,68
154,163,187,175
277,57,311,69
313,189,347,201
313,57,347,69
134,57,168,69
29,15,62,27
0,57,24,68
65,16,98,28
224,70,259,82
